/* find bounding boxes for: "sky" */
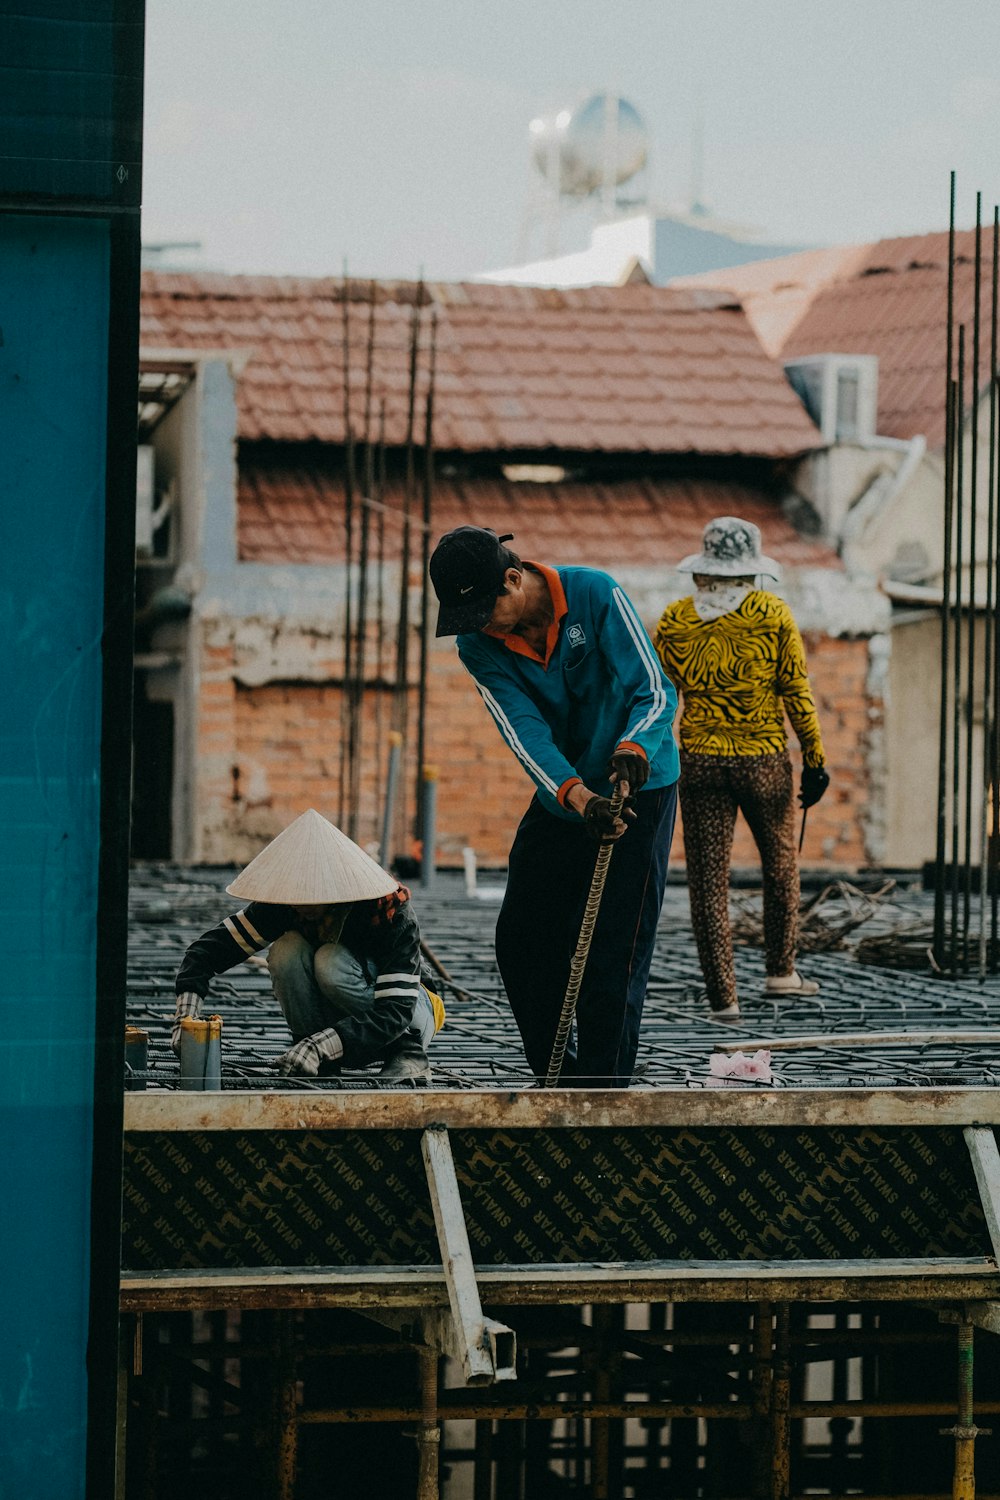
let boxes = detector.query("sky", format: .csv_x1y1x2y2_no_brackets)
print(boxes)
142,0,1000,281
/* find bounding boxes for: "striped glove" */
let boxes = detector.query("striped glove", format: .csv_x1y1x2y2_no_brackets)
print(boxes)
277,1027,344,1077
171,992,202,1054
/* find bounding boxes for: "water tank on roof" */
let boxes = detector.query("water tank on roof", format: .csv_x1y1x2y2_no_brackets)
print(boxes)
530,93,648,199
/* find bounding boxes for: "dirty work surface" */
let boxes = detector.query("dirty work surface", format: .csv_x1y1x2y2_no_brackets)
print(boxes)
126,865,1000,1092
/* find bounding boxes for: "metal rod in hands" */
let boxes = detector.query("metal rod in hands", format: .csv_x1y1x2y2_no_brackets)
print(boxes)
545,786,625,1087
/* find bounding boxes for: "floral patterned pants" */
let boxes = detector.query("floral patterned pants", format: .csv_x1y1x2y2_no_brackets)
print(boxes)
679,750,799,1010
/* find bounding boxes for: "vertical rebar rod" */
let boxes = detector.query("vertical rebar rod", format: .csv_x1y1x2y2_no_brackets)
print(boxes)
770,1303,791,1500
949,1322,977,1500
274,1311,298,1500
473,1419,493,1500
752,1302,774,1500
964,196,983,965
591,1303,612,1500
415,308,438,845
374,398,387,848
951,324,967,970
339,268,357,828
416,1347,441,1500
381,730,403,868
347,279,378,841
394,283,424,860
980,206,999,972
991,209,1000,962
936,170,958,966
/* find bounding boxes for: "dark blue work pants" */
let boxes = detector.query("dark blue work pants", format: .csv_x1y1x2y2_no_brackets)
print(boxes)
495,783,677,1088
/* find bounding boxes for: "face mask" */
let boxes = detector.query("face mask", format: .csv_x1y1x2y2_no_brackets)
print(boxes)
691,578,755,621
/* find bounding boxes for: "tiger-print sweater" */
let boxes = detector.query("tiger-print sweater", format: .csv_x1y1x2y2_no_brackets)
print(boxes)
654,591,825,767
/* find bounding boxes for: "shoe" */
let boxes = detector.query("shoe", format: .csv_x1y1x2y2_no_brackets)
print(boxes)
708,1001,741,1020
764,971,819,996
378,1035,432,1086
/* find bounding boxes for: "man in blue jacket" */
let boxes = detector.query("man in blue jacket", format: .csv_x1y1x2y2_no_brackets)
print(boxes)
430,526,679,1088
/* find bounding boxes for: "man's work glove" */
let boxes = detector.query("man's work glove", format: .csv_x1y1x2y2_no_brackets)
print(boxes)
799,765,831,809
583,794,636,843
379,1032,432,1086
609,749,649,798
276,1027,344,1077
171,992,202,1055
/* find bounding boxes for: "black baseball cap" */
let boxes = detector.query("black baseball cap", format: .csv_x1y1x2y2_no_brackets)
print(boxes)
430,527,516,636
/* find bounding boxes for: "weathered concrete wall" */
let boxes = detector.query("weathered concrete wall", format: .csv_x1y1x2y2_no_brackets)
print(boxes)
194,594,882,871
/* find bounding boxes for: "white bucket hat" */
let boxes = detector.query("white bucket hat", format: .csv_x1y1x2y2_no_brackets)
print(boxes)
677,516,781,581
226,809,398,904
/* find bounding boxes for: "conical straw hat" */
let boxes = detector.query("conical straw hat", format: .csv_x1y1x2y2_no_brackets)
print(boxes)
226,809,398,904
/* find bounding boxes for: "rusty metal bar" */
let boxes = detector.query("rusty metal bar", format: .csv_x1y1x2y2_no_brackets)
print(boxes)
952,323,967,972
771,1303,791,1500
991,208,1000,962
393,283,424,855
966,198,983,969
338,265,357,829
979,206,998,972
591,1304,612,1500
936,169,958,966
373,398,388,848
416,1347,441,1500
473,1418,492,1500
299,1399,753,1423
273,1310,297,1500
414,308,437,847
753,1301,774,1500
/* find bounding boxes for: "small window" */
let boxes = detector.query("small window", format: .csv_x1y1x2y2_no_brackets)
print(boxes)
835,368,860,441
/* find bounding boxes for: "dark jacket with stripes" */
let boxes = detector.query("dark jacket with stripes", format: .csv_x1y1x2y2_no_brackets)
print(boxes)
175,891,421,1065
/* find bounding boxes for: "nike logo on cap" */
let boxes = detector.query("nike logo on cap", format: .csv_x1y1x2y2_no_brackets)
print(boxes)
460,585,474,595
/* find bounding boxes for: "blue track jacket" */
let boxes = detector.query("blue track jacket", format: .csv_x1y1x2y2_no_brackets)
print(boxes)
457,565,679,819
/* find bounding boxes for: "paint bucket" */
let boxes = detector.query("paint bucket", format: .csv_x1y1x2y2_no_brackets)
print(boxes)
124,1026,149,1091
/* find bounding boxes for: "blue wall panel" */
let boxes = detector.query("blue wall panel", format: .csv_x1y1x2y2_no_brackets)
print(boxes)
0,214,110,1498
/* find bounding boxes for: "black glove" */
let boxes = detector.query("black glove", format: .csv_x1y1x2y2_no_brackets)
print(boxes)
799,765,830,809
583,794,636,842
609,749,650,798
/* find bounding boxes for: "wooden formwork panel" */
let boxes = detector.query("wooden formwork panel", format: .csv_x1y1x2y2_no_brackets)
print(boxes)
122,1115,992,1274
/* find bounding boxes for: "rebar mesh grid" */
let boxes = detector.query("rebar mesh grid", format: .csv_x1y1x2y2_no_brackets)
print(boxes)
126,866,1000,1092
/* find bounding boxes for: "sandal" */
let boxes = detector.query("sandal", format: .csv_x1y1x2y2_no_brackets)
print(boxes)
763,971,819,996
708,1001,741,1020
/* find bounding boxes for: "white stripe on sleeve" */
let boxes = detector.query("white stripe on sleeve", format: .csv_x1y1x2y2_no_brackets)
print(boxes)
612,586,668,741
224,915,258,956
474,682,561,795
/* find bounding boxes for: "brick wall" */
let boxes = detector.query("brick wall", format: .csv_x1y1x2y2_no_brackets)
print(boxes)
197,625,877,873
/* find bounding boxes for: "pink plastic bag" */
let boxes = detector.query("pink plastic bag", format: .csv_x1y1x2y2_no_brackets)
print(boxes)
705,1049,773,1087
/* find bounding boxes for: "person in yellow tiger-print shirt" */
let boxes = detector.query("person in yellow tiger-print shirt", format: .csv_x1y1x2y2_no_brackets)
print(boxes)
655,516,830,1019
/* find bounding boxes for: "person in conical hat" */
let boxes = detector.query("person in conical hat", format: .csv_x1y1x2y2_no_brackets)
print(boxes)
171,809,445,1083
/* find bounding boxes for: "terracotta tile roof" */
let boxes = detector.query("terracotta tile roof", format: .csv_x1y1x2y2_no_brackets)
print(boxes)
670,244,869,357
238,453,840,570
674,229,984,447
141,273,821,459
781,230,981,447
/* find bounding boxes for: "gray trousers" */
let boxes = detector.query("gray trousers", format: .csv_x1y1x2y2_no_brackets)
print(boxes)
267,931,435,1048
